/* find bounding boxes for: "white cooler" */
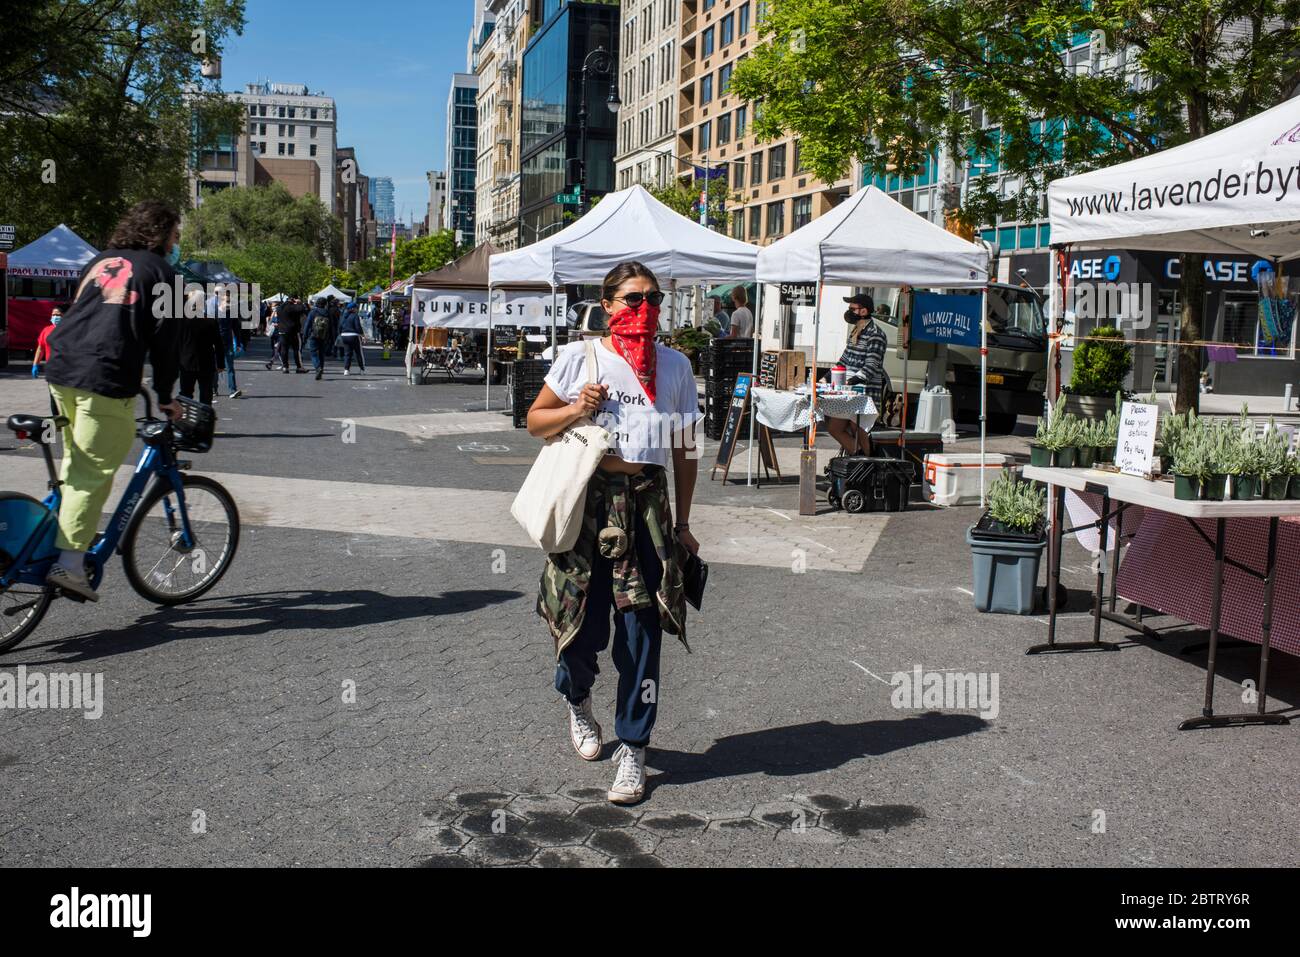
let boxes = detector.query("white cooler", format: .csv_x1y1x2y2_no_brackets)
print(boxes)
924,453,1016,507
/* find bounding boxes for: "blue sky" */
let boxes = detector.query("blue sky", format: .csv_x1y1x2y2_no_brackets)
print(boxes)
219,0,475,226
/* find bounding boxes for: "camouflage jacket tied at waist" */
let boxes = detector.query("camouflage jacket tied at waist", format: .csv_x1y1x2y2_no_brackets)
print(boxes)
537,467,689,660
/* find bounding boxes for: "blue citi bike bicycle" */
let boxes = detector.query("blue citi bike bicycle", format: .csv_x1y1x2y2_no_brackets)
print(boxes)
0,391,240,652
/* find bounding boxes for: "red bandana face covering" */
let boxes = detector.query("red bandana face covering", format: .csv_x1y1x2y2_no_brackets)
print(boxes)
608,301,660,402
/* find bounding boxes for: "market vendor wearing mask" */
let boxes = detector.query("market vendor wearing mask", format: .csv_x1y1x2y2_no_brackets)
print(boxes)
824,293,887,456
527,260,701,807
31,307,63,378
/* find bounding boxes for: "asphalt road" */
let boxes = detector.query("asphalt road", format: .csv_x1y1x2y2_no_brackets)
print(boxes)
0,341,1297,867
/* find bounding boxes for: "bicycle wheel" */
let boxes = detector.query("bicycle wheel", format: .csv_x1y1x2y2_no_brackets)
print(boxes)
121,475,240,606
0,580,54,653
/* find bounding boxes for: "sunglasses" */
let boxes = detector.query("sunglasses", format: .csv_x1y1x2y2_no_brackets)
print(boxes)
612,291,665,308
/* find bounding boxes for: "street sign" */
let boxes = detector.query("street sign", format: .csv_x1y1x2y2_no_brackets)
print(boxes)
555,188,581,206
0,225,14,252
779,283,816,306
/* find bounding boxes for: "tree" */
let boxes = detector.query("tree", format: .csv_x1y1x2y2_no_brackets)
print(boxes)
731,0,1300,412
0,0,247,248
205,243,331,300
183,182,341,261
393,231,459,279
650,180,734,234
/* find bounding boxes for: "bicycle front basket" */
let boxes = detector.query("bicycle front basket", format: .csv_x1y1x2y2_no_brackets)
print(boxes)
173,397,216,453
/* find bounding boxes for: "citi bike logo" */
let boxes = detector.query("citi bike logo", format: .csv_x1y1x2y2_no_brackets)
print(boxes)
116,491,142,532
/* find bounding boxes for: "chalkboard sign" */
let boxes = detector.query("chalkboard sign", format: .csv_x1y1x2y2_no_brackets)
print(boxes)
711,373,753,483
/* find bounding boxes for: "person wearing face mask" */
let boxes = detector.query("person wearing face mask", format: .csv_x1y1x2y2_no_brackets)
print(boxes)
824,293,886,456
41,200,183,602
31,307,63,378
527,261,702,806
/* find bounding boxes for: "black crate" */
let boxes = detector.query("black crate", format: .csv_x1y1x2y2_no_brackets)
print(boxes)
869,431,942,483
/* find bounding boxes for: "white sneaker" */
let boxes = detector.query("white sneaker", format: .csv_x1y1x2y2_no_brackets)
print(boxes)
567,697,602,761
46,563,99,603
343,369,350,376
230,389,244,399
608,743,646,805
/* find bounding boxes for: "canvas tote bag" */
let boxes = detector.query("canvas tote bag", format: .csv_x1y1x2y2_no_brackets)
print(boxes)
511,339,611,553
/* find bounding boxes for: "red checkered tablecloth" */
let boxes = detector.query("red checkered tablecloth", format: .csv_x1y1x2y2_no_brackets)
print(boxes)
1116,512,1300,657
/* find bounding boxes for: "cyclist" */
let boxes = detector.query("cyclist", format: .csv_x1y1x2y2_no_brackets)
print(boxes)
41,200,183,602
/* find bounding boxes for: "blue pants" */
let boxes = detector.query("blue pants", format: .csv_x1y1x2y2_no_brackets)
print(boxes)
309,338,327,372
555,509,663,748
220,332,237,392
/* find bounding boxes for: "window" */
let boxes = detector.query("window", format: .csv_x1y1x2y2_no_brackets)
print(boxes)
288,125,296,137
739,2,751,35
731,210,745,239
311,108,318,120
732,160,746,188
702,26,715,57
700,74,713,104
310,145,317,157
749,206,761,239
278,106,285,118
769,143,787,179
278,124,285,136
719,62,733,95
751,151,763,185
259,105,267,117
310,126,317,138
721,13,735,46
717,112,732,144
766,200,785,237
248,105,256,116
287,143,295,156
288,107,296,118
793,195,812,229
278,142,285,155
704,0,716,9
794,139,807,173
698,120,712,151
735,105,747,138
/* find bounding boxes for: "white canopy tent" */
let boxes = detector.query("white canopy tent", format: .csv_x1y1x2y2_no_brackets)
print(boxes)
756,185,991,501
310,283,353,303
262,292,289,303
6,224,98,280
1049,97,1300,259
486,184,759,406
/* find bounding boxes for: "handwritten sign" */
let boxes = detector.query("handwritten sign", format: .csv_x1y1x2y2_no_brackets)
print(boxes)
1116,401,1158,477
911,292,983,347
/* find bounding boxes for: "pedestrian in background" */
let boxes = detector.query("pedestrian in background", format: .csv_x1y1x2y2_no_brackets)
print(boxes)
339,302,366,375
177,305,223,405
305,297,331,380
277,296,307,373
31,307,62,378
213,288,243,399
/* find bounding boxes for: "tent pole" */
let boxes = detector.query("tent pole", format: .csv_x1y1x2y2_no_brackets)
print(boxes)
486,282,494,409
980,286,989,508
810,280,823,446
746,280,761,487
668,278,677,331
550,281,557,355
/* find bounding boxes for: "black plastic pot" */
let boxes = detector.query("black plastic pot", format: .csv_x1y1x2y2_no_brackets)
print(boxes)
1290,475,1300,499
1264,475,1290,500
1076,446,1098,468
1202,474,1228,501
1232,475,1260,500
1028,444,1052,468
1057,446,1078,469
1173,473,1200,501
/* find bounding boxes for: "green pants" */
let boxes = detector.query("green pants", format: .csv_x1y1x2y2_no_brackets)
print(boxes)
49,384,136,552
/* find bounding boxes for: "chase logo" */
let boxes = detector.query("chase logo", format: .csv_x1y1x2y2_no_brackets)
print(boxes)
1103,255,1121,281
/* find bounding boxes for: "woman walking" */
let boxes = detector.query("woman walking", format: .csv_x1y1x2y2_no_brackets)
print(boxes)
527,261,701,805
339,303,366,375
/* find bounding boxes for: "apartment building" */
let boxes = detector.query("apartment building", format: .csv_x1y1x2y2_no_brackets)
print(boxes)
336,147,375,266
447,72,480,243
233,82,339,214
427,170,447,234
474,16,500,246
615,0,681,191
485,0,527,250
676,0,849,242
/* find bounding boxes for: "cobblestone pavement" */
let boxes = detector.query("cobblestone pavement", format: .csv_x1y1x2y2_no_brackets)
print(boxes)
1,348,1298,867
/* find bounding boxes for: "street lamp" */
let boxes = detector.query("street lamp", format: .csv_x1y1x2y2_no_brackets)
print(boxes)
575,46,620,216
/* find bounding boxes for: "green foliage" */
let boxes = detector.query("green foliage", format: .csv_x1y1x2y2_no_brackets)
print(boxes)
649,181,733,234
204,243,331,300
0,0,247,247
344,230,458,292
987,471,1046,533
184,183,339,261
1069,327,1133,397
670,325,712,360
729,0,1300,228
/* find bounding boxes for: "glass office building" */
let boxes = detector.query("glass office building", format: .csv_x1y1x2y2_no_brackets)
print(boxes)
519,0,619,244
447,73,480,242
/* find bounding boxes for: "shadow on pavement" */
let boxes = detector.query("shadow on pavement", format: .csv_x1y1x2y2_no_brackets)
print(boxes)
645,712,986,788
13,587,524,664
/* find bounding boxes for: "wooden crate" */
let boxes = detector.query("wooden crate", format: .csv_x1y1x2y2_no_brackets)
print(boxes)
762,350,807,390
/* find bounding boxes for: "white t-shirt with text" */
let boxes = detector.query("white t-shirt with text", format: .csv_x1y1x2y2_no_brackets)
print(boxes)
544,339,701,467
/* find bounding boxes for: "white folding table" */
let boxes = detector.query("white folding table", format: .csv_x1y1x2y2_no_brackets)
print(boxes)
1024,465,1300,730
